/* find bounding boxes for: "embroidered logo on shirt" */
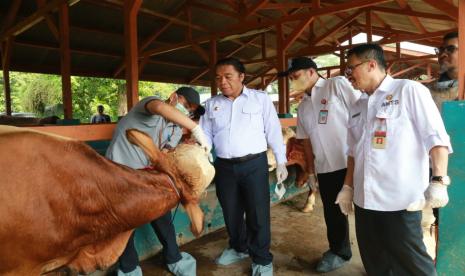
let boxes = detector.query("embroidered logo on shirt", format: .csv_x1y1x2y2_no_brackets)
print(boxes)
214,106,219,111
381,96,399,107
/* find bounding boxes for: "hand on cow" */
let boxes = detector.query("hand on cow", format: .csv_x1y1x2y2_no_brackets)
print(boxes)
335,184,354,215
307,173,319,192
276,163,288,184
191,125,213,161
425,181,449,208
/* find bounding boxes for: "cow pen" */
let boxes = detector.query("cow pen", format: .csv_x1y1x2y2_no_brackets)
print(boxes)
1,0,465,275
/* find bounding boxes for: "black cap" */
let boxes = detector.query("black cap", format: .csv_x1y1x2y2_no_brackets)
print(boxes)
175,87,205,116
279,57,318,77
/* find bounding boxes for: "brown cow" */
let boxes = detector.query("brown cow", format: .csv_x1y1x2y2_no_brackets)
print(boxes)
0,125,214,275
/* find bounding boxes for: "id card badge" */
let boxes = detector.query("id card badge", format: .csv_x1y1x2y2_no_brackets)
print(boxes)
372,130,387,149
318,110,328,124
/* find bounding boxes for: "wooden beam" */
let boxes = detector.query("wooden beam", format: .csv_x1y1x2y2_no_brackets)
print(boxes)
209,39,217,96
395,0,426,34
190,1,237,18
370,6,454,21
391,62,427,77
141,0,392,58
276,24,288,114
261,33,267,58
243,0,269,18
59,3,72,119
459,0,465,100
123,0,142,110
1,0,79,41
309,10,363,45
188,35,260,84
422,0,458,20
282,17,314,51
0,0,22,36
36,0,60,40
294,28,457,56
370,10,389,28
1,39,13,115
112,4,188,78
262,3,313,10
366,9,372,43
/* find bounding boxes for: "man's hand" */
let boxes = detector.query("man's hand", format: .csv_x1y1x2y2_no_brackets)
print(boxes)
276,163,288,184
406,199,426,211
335,185,354,215
307,173,319,192
191,125,213,161
425,181,449,208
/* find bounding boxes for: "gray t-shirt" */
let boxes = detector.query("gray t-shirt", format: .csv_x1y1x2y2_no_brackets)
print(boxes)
106,96,182,169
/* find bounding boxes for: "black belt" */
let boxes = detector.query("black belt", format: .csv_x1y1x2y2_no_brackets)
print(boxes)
217,152,264,164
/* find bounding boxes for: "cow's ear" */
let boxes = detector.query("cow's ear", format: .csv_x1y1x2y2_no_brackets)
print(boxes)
126,129,161,163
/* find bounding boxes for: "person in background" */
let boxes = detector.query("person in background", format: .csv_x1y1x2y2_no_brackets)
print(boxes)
91,105,111,123
430,31,459,111
200,57,288,276
282,56,360,273
106,87,210,276
339,43,452,276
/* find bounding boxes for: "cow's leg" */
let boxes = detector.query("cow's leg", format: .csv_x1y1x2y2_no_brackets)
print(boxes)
66,230,133,274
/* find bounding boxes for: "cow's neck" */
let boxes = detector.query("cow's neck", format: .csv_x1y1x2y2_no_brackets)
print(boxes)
75,161,181,239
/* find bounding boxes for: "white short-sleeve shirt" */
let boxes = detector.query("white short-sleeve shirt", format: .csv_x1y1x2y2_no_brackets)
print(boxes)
296,76,361,173
347,75,452,211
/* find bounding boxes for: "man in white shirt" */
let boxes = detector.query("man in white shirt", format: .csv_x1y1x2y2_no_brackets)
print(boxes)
200,57,288,276
337,43,452,276
282,57,360,273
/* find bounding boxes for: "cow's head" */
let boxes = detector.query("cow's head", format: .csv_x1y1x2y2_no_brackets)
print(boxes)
126,129,214,237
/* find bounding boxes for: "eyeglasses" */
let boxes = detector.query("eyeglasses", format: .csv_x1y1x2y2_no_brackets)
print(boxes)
344,61,368,77
434,45,458,55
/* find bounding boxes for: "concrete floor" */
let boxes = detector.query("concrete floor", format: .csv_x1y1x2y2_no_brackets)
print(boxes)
140,193,366,276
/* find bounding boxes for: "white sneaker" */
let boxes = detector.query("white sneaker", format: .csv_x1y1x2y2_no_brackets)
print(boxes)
215,248,249,265
117,266,142,276
167,252,196,276
251,262,273,276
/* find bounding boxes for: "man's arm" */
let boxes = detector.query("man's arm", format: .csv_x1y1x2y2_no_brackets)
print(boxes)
302,138,315,174
430,146,449,176
146,99,197,131
344,156,355,188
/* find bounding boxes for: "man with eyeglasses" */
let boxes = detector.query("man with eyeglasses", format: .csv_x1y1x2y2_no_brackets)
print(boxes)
337,43,452,276
281,57,360,272
430,31,459,111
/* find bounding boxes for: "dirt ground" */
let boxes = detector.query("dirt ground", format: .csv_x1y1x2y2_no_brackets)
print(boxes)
137,192,437,276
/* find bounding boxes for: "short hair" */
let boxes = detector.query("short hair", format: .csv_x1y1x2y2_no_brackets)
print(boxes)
215,57,246,74
97,105,104,109
443,31,458,41
346,43,387,70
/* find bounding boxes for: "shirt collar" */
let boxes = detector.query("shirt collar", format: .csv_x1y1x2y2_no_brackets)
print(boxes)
373,74,393,95
314,77,325,88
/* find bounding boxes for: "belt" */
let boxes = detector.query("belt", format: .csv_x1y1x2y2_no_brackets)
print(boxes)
217,152,264,164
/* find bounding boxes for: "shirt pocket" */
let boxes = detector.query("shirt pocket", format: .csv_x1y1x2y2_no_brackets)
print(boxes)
242,104,263,130
208,110,228,132
375,106,402,138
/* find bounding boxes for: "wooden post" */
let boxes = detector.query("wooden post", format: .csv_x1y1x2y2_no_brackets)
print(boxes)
458,0,465,100
1,39,12,115
340,50,345,76
396,42,401,59
210,39,217,96
124,0,142,110
276,24,288,114
366,9,372,43
59,2,72,119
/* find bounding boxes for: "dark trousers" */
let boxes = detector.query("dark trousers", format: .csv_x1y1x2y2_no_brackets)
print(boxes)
119,211,182,273
214,152,272,265
354,205,436,276
317,169,352,260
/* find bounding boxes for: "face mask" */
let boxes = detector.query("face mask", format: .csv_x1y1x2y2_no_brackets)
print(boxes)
175,102,189,115
289,73,310,92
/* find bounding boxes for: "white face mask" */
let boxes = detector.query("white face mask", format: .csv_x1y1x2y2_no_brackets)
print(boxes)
289,73,311,92
173,94,189,115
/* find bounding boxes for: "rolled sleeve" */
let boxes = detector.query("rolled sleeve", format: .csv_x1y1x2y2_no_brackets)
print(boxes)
199,104,213,147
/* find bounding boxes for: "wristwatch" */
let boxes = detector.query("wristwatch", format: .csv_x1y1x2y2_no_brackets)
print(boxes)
431,176,451,186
